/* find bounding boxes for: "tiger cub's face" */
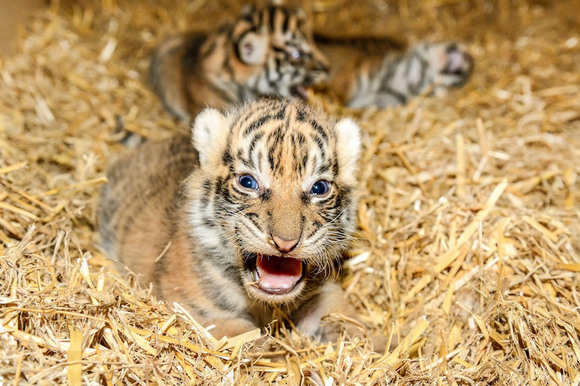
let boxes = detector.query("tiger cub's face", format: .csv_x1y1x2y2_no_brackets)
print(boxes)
232,4,329,100
186,100,360,304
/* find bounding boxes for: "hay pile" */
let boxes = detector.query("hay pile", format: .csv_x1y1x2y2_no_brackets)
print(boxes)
1,0,579,384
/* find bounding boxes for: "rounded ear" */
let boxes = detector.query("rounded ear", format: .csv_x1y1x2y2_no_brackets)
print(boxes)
334,118,362,177
237,32,269,65
191,108,230,167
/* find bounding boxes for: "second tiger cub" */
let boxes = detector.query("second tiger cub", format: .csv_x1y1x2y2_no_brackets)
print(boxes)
150,3,473,121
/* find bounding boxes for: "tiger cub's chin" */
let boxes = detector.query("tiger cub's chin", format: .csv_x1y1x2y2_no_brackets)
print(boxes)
99,99,384,347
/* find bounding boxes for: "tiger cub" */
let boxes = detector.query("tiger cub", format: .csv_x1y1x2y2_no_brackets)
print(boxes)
150,4,329,122
98,99,369,342
150,3,473,119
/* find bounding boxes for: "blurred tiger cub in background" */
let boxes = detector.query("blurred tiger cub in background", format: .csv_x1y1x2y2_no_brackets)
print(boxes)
150,3,329,121
98,99,380,345
150,2,473,121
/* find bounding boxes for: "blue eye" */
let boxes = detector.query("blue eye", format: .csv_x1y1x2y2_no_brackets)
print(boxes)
310,180,330,196
238,175,259,190
291,50,303,59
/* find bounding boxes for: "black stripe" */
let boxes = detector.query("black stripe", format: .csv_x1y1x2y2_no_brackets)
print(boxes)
268,5,277,31
222,146,233,165
237,146,255,169
233,30,251,62
255,6,263,25
207,80,238,104
310,119,328,142
268,152,275,171
244,114,273,136
316,163,330,175
381,86,408,104
274,125,285,141
306,221,323,240
238,222,264,245
313,33,405,52
245,212,260,230
332,158,339,176
310,134,326,158
295,107,306,122
282,9,290,32
412,53,429,95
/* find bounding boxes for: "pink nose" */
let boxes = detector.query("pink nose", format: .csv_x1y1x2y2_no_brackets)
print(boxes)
272,235,299,253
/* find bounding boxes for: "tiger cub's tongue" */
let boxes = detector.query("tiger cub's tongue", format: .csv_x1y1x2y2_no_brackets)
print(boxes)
256,254,302,294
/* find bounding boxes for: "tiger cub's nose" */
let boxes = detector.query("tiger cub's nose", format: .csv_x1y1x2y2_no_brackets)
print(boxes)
272,235,299,253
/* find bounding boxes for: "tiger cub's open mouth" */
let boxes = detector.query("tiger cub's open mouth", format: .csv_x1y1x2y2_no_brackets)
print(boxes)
246,253,306,295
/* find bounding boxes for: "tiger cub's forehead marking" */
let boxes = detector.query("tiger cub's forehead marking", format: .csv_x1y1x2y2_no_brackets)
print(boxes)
238,5,305,40
226,101,336,178
255,5,305,33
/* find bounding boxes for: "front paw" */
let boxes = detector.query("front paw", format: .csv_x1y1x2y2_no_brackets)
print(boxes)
417,42,474,88
441,43,474,87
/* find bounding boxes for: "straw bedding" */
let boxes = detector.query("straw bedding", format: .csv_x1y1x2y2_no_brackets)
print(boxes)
1,0,579,384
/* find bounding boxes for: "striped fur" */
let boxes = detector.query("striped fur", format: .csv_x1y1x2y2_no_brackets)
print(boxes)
150,4,473,118
320,38,473,108
150,4,329,121
98,100,368,341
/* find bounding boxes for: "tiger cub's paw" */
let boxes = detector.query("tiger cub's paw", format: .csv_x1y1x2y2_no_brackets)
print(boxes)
417,42,474,89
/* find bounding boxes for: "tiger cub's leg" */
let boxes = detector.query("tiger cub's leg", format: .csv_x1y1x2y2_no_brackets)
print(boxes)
348,42,473,109
411,42,474,91
293,283,388,352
